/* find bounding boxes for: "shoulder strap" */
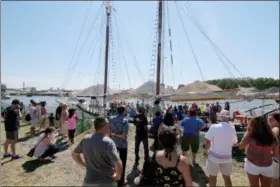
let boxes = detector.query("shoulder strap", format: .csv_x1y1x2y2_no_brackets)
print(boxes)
175,155,181,168
152,151,157,161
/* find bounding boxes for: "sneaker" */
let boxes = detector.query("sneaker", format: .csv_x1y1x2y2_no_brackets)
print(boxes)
2,153,12,159
11,155,23,160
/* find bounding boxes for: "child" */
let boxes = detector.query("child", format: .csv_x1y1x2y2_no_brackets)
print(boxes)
67,109,78,144
48,113,55,127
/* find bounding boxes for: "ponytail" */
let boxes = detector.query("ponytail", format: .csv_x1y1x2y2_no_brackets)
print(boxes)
164,148,174,161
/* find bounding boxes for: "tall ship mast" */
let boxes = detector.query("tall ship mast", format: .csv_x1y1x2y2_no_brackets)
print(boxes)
156,0,163,96
103,1,111,108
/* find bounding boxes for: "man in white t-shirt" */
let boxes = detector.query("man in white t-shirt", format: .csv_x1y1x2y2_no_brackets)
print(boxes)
205,110,238,187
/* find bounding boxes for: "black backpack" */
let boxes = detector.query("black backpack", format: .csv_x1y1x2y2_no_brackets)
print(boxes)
138,154,157,186
25,113,31,121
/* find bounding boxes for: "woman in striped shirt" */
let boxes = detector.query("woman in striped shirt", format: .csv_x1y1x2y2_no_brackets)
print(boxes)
239,116,279,187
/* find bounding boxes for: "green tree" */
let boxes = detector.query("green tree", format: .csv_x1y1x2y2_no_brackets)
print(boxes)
205,77,279,90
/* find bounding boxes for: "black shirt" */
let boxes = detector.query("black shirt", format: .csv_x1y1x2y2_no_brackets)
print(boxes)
133,114,148,137
4,107,20,131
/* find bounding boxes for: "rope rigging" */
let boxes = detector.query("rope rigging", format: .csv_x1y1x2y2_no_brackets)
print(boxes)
174,2,206,82
161,1,165,96
149,3,159,95
181,2,236,90
113,15,124,91
115,12,145,83
113,13,133,89
109,12,118,92
61,3,103,90
77,12,105,89
166,1,175,87
87,10,105,56
65,6,103,89
92,42,104,95
182,2,255,89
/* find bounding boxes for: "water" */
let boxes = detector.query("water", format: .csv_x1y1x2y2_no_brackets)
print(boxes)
1,95,278,116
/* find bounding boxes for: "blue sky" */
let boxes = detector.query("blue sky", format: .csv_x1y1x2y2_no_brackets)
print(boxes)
2,1,279,90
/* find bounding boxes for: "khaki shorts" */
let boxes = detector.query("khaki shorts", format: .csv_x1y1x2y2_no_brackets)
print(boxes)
181,135,200,153
206,159,232,176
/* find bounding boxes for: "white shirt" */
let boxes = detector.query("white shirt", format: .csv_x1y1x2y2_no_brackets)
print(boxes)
205,122,238,163
34,133,56,158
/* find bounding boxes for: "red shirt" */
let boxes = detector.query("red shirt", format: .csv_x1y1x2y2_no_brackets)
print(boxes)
243,136,277,167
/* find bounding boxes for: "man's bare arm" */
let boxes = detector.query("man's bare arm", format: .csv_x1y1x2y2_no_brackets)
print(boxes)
205,139,211,156
71,152,86,168
112,160,123,181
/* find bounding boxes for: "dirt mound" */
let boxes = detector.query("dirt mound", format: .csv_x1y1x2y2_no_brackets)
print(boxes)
176,80,222,94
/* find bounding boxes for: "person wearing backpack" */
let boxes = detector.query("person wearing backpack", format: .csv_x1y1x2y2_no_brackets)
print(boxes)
2,99,23,160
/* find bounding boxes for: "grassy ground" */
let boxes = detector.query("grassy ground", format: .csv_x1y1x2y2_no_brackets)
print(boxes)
0,125,249,186
1,121,31,148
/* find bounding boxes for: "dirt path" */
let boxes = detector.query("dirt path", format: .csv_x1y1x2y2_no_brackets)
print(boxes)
0,126,249,186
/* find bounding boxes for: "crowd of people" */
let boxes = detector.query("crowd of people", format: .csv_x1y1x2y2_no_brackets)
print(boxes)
1,98,279,187
2,99,80,162
71,99,280,187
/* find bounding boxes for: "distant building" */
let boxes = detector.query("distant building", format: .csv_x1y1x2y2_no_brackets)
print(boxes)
31,87,36,93
1,82,7,93
25,87,37,92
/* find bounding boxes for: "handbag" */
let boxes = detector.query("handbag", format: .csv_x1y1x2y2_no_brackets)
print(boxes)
27,135,47,157
25,113,31,121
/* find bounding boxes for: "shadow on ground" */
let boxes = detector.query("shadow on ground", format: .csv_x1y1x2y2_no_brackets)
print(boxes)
20,137,70,173
1,158,17,166
17,130,44,143
22,159,54,172
190,164,208,187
